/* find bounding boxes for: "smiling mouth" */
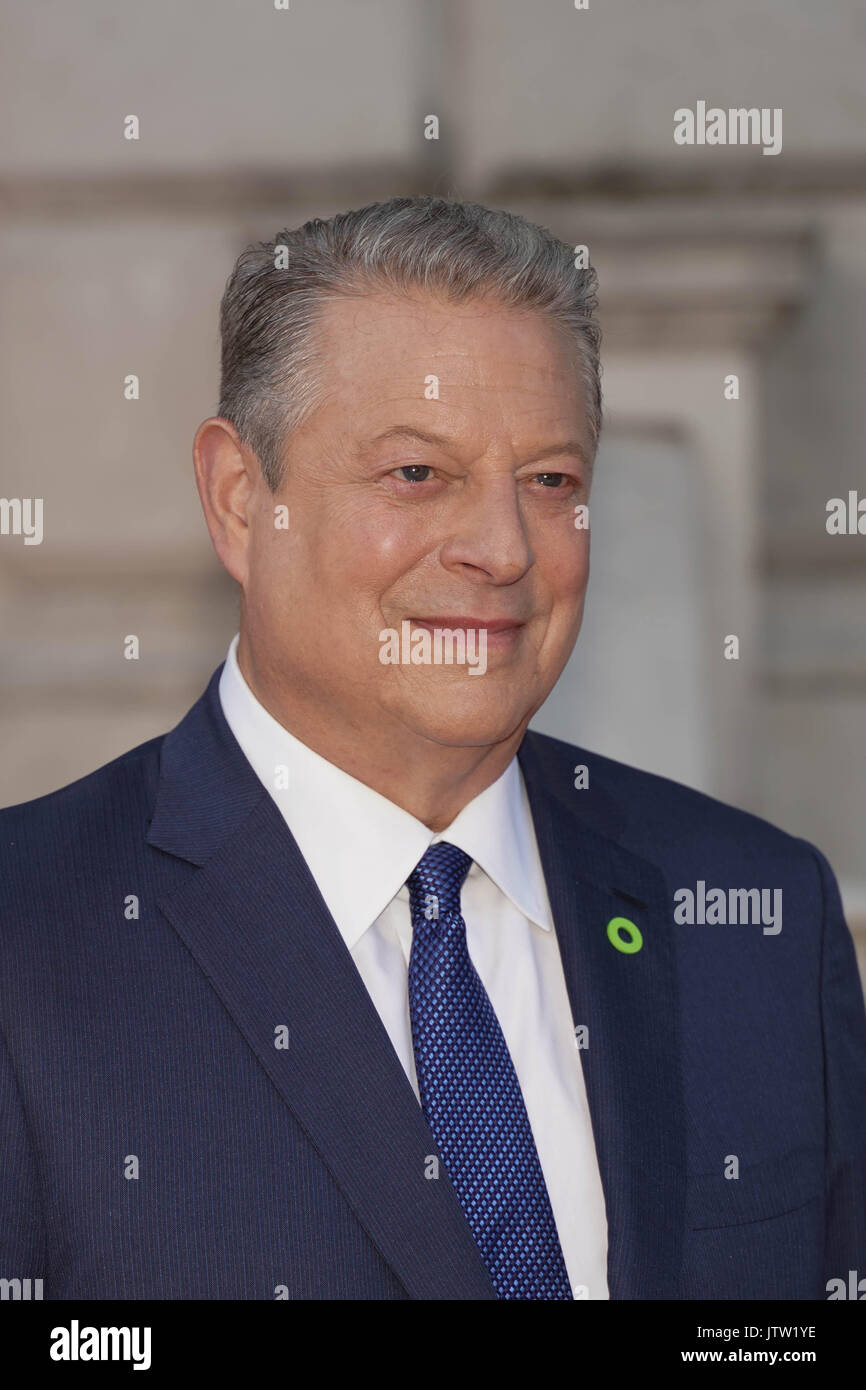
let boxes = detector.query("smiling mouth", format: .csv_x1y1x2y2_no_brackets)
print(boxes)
409,617,526,633
407,618,526,652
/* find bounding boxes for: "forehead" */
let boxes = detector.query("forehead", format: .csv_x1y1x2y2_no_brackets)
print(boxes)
311,288,587,436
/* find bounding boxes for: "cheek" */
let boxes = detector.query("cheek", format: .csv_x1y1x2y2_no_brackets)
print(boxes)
540,529,590,607
254,504,426,644
324,505,426,595
246,515,299,604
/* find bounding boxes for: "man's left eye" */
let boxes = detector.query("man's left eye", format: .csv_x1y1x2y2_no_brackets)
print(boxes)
534,473,567,488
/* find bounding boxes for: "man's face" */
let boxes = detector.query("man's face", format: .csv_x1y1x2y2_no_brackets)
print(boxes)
241,289,593,749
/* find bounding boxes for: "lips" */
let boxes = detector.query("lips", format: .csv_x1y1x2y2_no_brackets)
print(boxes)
410,618,525,632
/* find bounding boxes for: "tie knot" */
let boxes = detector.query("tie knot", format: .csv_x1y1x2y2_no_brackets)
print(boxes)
407,840,472,924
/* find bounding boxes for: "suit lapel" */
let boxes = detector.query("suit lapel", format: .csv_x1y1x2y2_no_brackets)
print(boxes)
518,732,686,1299
148,669,496,1301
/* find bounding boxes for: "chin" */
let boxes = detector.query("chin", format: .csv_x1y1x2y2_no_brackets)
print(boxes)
405,696,531,750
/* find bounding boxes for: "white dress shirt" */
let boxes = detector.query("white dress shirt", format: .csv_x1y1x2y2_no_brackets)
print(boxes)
219,634,609,1299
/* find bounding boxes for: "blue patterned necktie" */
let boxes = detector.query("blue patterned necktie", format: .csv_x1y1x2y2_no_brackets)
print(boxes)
407,840,573,1299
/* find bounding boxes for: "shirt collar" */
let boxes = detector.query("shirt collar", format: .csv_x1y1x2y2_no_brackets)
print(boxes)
218,634,554,947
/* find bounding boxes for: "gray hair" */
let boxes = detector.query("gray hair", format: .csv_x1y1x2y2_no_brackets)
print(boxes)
218,195,602,491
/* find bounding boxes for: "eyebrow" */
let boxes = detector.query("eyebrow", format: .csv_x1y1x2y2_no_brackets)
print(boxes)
357,425,591,469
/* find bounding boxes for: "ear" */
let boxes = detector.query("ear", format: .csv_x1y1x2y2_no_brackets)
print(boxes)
193,417,259,586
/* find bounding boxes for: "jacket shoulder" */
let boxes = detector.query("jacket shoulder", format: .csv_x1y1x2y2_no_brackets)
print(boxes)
526,727,814,860
0,734,165,868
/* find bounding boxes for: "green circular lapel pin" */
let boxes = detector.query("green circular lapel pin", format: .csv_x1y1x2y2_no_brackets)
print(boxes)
606,916,643,954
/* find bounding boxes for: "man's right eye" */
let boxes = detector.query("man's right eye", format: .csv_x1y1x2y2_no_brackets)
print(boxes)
393,465,433,483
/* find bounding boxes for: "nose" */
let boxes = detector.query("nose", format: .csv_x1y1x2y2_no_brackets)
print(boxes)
438,471,534,586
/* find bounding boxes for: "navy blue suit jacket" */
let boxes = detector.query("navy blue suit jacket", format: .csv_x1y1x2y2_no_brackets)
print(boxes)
2,665,865,1299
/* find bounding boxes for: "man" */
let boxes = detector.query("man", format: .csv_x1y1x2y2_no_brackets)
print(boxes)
1,196,864,1300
